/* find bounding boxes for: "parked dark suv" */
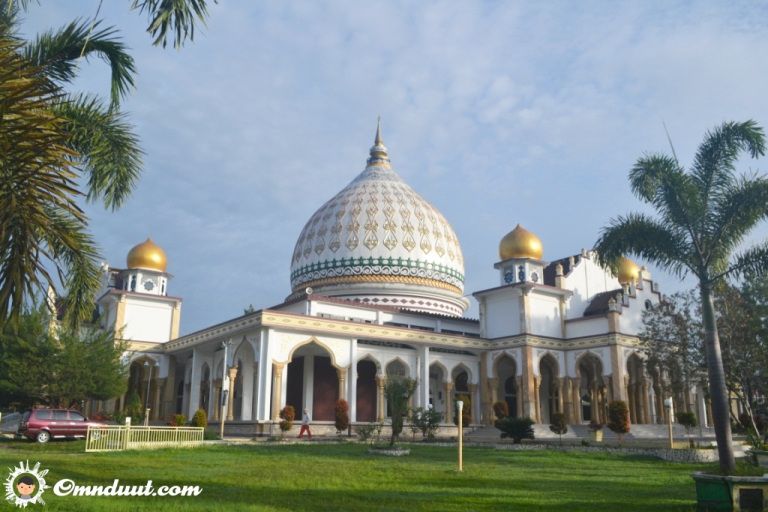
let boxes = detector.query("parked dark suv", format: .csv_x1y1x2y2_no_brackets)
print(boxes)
18,409,108,443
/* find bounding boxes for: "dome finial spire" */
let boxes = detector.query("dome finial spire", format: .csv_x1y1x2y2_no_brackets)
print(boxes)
375,116,383,145
367,116,390,167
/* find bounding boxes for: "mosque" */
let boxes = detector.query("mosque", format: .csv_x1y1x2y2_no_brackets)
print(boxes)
94,125,711,434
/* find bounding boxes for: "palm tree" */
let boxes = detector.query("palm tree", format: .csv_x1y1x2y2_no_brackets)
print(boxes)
7,0,215,49
595,120,768,474
0,9,141,329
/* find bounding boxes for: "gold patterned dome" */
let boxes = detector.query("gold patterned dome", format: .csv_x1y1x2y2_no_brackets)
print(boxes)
126,238,167,272
616,257,640,285
499,224,543,260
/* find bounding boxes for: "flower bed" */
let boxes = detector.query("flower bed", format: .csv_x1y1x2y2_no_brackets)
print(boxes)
367,446,411,457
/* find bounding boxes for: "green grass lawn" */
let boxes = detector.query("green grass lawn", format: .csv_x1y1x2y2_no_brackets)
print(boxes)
0,439,710,511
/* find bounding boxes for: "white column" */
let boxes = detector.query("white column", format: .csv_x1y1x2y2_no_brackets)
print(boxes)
240,354,254,421
419,346,430,409
697,384,709,428
303,355,314,413
255,330,272,421
187,348,201,419
207,356,217,419
349,339,358,422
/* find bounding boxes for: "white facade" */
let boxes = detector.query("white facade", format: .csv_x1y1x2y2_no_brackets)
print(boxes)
100,129,707,432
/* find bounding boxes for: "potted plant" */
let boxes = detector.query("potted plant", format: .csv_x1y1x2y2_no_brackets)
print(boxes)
278,405,295,439
607,401,630,445
549,412,568,446
676,411,697,449
496,416,535,444
369,378,415,456
588,421,604,442
334,399,350,437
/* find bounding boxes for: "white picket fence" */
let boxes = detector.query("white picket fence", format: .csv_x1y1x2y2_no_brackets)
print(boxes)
85,425,204,452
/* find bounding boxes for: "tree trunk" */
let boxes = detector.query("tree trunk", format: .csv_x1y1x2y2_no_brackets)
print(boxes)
699,282,736,474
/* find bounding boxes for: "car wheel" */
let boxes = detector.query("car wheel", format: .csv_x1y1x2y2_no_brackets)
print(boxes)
36,431,50,443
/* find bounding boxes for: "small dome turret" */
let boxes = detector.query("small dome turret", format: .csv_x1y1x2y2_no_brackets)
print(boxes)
616,257,640,285
499,224,543,260
127,238,167,272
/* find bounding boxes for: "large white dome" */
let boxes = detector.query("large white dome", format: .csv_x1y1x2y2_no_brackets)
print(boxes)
289,124,468,316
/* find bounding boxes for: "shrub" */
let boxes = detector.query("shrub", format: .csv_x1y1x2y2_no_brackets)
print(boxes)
676,411,697,448
497,416,535,444
549,412,568,445
279,405,295,437
676,411,697,432
203,430,219,440
453,395,471,426
384,378,417,447
607,401,630,443
411,407,442,440
192,409,208,428
356,423,376,444
171,414,187,427
124,390,144,423
493,401,509,420
335,399,350,435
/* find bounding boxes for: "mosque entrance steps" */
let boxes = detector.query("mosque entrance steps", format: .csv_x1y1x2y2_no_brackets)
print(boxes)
215,421,477,439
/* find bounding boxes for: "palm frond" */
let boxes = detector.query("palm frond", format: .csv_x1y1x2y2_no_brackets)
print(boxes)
53,94,143,210
23,19,135,106
0,36,83,327
44,207,102,329
594,213,691,279
131,0,214,49
707,177,768,266
714,242,768,282
629,154,704,254
691,120,766,206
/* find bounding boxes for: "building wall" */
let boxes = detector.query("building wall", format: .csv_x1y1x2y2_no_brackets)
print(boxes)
562,254,621,318
483,293,521,338
122,298,175,342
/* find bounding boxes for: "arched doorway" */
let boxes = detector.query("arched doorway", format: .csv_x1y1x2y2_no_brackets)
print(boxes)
199,364,210,415
126,358,155,419
578,353,604,423
428,363,447,419
356,359,378,422
452,367,471,424
286,342,339,421
538,355,559,424
385,359,409,417
495,355,518,418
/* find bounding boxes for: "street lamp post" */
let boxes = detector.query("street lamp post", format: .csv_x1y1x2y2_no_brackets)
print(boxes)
664,397,674,449
456,399,464,472
220,340,232,439
143,361,154,426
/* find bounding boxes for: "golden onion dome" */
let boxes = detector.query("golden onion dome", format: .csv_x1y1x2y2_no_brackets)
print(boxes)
616,257,640,285
499,224,544,260
126,238,167,272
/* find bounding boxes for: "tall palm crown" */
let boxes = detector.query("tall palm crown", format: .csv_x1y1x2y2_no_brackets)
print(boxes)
595,120,768,474
0,7,141,329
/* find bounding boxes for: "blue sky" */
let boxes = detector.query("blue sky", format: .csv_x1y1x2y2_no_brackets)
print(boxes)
21,1,768,334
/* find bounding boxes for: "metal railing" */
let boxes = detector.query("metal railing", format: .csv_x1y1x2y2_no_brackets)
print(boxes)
86,425,204,452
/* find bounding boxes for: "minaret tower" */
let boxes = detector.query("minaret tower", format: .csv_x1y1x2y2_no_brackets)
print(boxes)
97,238,182,348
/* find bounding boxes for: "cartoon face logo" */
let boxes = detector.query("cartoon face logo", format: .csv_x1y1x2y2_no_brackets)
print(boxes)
4,461,49,508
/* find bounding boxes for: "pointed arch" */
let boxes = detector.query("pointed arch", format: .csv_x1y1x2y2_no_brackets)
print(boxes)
450,362,474,384
429,360,449,383
357,353,383,376
285,337,340,368
385,357,410,379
